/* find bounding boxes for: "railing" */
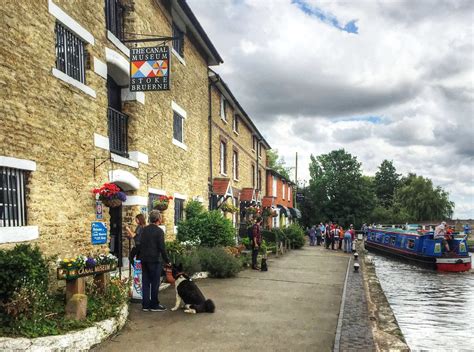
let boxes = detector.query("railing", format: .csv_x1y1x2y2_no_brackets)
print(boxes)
108,107,128,157
105,0,125,41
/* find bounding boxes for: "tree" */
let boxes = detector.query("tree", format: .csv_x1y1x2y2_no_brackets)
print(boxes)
374,160,400,208
393,173,454,221
267,149,291,179
304,149,375,227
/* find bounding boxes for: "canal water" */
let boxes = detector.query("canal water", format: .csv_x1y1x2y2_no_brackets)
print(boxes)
372,254,474,351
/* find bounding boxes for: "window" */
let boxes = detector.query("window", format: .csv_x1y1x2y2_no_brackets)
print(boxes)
172,22,184,57
384,236,390,244
105,0,125,41
174,198,185,226
233,114,239,133
282,183,285,200
258,170,262,190
173,111,184,143
288,186,291,201
390,236,396,246
251,164,256,188
232,150,239,180
258,142,262,157
55,22,86,83
107,76,128,156
407,239,415,250
220,95,227,121
1,167,27,227
220,141,227,175
272,175,277,196
252,136,256,151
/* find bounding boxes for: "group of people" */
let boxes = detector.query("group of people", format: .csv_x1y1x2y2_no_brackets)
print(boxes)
307,223,356,254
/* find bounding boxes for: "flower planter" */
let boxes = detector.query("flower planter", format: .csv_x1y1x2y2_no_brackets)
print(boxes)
101,198,123,208
153,203,168,211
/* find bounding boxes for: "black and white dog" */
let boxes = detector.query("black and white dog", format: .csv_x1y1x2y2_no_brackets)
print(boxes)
171,264,215,314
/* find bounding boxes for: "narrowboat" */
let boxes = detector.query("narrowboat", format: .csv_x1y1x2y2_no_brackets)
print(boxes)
365,226,472,272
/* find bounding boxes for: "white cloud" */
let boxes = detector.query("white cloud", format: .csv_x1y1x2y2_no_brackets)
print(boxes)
189,0,474,218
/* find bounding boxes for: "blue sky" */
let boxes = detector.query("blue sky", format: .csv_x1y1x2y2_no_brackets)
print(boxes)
291,0,359,34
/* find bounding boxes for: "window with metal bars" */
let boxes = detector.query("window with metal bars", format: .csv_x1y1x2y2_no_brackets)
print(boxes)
55,22,87,84
105,0,125,41
0,167,27,227
172,22,184,57
108,107,129,157
173,112,184,143
174,198,184,226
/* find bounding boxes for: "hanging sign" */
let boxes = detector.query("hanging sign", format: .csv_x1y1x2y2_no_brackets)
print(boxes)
95,200,103,220
130,46,170,91
91,222,108,245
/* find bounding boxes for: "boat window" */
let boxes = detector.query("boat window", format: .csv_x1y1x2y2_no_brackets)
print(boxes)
384,236,390,244
390,237,396,245
407,239,415,250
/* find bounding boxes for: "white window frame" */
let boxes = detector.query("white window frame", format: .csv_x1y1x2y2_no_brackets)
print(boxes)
232,150,239,181
272,175,277,196
220,95,227,122
172,101,188,151
282,183,286,200
0,156,39,243
220,141,227,176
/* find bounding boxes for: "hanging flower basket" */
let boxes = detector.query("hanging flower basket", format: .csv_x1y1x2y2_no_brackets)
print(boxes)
153,195,173,211
220,202,239,214
92,183,127,208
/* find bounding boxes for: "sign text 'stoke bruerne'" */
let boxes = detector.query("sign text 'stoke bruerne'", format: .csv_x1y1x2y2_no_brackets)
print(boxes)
130,46,170,91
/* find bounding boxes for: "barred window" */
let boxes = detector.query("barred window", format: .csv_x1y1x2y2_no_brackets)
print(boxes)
174,198,185,226
1,167,27,227
55,22,86,83
173,112,184,143
172,22,184,57
105,0,125,41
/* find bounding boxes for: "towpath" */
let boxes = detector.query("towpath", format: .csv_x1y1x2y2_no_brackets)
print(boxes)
95,245,373,352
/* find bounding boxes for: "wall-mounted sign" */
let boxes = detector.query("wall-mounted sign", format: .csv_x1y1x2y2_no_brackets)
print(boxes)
130,46,170,91
95,201,103,220
91,222,108,245
296,192,305,202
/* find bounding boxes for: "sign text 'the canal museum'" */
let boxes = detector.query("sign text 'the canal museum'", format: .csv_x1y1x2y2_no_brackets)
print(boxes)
130,46,170,91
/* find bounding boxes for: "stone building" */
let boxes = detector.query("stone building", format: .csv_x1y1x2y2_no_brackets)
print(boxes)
0,0,278,262
0,0,224,260
208,71,270,232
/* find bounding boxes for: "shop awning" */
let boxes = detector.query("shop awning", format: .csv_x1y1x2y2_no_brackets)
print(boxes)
277,204,289,217
289,208,302,219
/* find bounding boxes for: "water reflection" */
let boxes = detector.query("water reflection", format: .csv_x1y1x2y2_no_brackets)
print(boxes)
372,254,474,351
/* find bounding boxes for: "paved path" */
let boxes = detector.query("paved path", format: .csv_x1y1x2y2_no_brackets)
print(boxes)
95,246,351,352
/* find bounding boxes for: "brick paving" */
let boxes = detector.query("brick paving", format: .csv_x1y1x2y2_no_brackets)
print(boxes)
338,256,375,352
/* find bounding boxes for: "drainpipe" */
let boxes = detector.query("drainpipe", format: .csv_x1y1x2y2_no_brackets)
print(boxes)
208,70,220,210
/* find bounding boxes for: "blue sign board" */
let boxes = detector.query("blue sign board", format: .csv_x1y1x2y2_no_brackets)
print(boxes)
91,222,107,245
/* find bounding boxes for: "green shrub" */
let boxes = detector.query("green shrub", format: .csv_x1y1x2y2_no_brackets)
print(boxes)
272,228,286,242
175,249,202,275
262,229,278,244
0,244,50,303
241,237,251,249
165,240,185,263
284,224,306,249
184,200,205,220
198,247,242,278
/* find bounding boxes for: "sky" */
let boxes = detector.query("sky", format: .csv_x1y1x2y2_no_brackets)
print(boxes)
188,0,474,219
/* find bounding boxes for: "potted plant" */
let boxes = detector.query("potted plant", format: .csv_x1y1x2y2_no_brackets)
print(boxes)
153,195,173,211
220,202,239,214
92,183,126,208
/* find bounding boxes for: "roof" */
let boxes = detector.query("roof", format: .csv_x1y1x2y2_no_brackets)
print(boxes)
267,168,295,185
212,178,232,196
240,188,256,202
173,0,223,66
209,70,271,150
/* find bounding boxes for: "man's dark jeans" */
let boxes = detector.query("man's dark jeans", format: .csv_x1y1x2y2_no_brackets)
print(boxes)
252,247,259,268
142,261,162,309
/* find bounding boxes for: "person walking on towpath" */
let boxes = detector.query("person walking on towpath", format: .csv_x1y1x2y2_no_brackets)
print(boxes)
316,225,322,246
344,228,352,254
251,217,263,270
309,225,316,246
139,210,171,312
